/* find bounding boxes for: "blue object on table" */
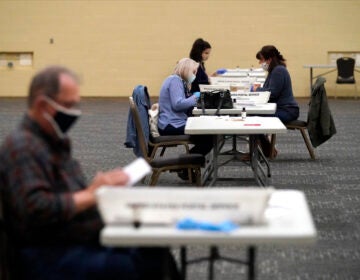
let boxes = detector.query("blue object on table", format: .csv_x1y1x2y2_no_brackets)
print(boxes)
193,92,201,98
176,218,238,232
216,68,227,75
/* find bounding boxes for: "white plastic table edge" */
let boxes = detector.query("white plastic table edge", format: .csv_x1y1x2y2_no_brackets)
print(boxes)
100,190,317,247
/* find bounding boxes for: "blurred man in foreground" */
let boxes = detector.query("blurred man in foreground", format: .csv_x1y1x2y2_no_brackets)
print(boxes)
0,66,178,280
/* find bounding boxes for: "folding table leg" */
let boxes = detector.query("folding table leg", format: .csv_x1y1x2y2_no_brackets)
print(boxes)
180,246,187,280
249,135,257,172
309,67,313,95
247,246,256,280
250,135,271,187
209,135,219,186
162,249,170,279
208,246,219,280
249,135,262,186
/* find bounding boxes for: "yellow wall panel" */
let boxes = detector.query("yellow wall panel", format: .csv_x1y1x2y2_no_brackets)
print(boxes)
0,0,359,98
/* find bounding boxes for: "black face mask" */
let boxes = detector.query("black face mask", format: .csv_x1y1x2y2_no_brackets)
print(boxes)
53,110,80,133
43,97,82,138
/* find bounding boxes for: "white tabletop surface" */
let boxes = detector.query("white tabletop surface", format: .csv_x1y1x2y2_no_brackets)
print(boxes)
221,72,248,77
192,103,276,115
100,190,317,247
185,116,287,135
304,64,360,69
303,64,337,68
219,68,266,77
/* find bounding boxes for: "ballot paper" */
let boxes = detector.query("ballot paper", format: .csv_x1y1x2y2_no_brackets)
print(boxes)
123,158,151,186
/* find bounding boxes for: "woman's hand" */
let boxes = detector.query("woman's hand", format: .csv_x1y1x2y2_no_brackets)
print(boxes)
193,92,201,99
251,83,261,92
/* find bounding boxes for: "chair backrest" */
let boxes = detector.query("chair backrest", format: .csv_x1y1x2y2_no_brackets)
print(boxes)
336,57,355,79
129,97,151,162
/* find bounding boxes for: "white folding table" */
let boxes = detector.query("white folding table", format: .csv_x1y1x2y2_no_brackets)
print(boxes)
192,103,277,186
100,190,317,280
218,68,266,78
192,103,276,116
303,64,360,94
185,116,286,186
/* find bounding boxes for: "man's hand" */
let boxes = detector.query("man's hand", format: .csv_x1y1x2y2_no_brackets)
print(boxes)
73,169,129,213
88,169,129,193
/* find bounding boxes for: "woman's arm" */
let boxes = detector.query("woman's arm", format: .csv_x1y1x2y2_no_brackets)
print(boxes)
169,78,197,112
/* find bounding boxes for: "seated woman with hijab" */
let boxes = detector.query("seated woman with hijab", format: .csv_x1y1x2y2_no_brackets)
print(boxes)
158,58,213,179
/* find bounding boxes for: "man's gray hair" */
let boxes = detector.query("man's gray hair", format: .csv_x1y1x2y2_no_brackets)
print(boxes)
28,65,79,108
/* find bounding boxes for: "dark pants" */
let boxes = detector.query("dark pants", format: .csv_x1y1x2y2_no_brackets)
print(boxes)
159,124,213,156
19,245,179,280
257,107,299,156
275,106,299,124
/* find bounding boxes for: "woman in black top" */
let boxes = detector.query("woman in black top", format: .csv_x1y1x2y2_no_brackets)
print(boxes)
189,38,212,93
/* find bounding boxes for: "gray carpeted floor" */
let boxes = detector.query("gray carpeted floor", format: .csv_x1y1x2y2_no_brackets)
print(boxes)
1,97,359,279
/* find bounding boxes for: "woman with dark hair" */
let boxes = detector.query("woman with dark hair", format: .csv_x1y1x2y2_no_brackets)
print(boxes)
252,45,299,158
189,38,212,93
253,45,299,123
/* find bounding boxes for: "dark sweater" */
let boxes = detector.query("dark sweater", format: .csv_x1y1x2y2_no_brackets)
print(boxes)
258,65,299,112
191,63,209,93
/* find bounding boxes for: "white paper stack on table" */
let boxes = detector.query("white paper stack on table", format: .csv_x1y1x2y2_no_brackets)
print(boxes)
232,91,271,106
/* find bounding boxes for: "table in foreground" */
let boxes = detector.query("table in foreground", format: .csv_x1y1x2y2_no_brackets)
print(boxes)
100,190,317,280
185,116,287,186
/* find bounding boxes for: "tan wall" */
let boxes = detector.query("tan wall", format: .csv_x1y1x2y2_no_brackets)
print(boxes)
0,0,359,98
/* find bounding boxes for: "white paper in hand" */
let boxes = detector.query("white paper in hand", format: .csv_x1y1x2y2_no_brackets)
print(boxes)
123,158,151,186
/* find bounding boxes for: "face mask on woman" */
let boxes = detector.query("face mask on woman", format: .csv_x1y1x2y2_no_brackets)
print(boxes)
261,62,269,71
187,73,196,84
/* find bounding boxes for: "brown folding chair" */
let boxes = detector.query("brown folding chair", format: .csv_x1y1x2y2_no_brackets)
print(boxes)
270,87,318,160
129,97,204,186
270,120,315,160
133,85,191,159
149,134,190,159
